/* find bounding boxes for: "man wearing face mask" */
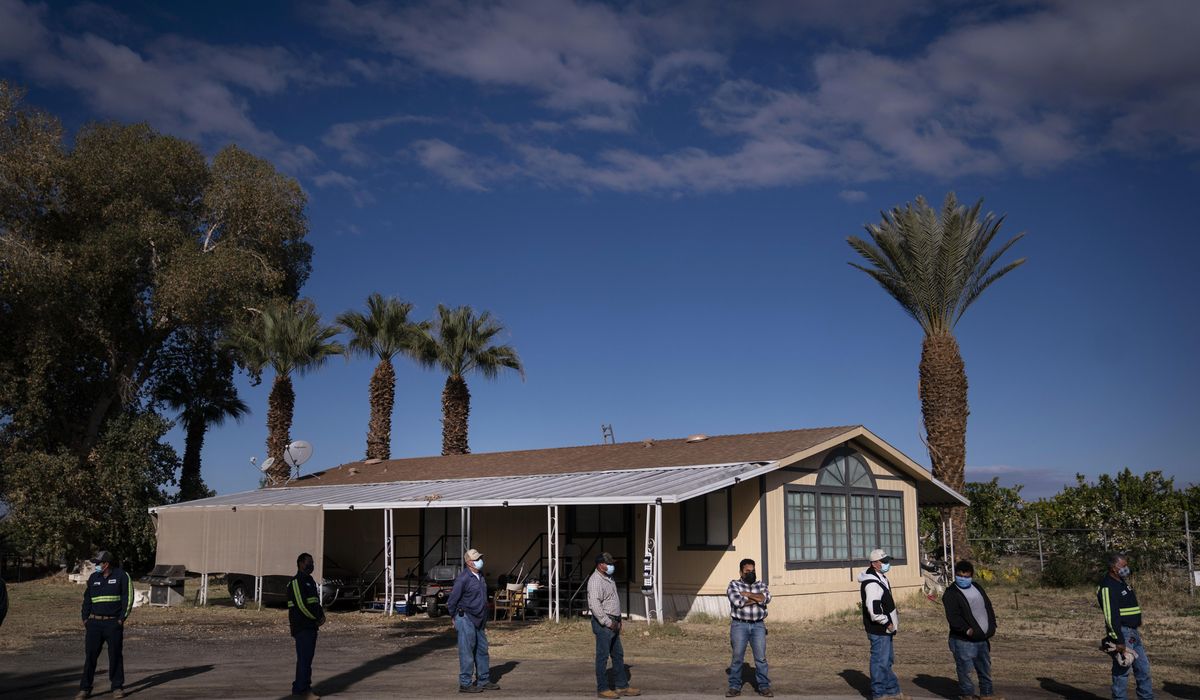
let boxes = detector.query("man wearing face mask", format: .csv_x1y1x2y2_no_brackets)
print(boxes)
76,550,133,700
942,561,1001,700
857,549,907,700
1098,553,1153,700
725,558,772,697
287,552,325,699
588,552,640,698
447,548,497,693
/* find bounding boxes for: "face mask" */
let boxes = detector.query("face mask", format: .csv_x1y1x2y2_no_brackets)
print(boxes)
955,575,972,589
474,558,484,570
1117,566,1130,578
302,561,314,575
880,562,891,574
742,572,757,584
605,564,615,576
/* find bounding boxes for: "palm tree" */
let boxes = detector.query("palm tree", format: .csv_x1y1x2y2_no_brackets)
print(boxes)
337,294,428,461
847,193,1026,558
422,304,524,455
156,343,248,501
226,300,343,485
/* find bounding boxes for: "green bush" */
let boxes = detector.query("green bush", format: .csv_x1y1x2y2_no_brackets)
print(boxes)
1039,557,1101,588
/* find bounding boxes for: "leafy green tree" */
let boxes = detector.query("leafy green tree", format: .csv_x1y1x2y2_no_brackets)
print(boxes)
965,479,1028,561
0,81,312,562
337,294,428,461
421,305,523,455
848,193,1027,557
225,301,343,484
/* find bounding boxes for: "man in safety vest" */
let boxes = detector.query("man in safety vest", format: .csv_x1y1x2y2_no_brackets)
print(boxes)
1098,552,1152,700
288,551,326,699
76,550,133,699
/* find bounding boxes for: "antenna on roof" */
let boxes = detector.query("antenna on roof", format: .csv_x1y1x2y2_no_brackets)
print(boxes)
601,424,615,445
284,440,313,481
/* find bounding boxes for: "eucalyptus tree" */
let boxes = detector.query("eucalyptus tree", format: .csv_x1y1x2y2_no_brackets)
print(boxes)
422,305,523,455
225,301,343,485
848,193,1026,557
337,294,428,460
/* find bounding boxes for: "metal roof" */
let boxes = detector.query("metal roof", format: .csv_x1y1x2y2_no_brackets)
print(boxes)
154,461,777,512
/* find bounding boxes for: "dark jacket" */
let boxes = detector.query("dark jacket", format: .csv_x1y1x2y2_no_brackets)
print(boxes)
446,568,488,628
859,569,897,636
942,581,997,642
1097,573,1142,644
81,567,133,621
286,571,325,633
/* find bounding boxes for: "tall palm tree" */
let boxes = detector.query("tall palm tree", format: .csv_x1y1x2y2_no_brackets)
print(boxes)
337,294,429,461
422,304,524,455
226,300,343,485
847,193,1026,558
156,342,248,501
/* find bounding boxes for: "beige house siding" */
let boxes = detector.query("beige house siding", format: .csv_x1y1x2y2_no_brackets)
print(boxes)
662,443,925,621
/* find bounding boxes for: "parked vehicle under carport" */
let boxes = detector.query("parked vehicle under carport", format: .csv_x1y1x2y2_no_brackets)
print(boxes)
226,558,365,609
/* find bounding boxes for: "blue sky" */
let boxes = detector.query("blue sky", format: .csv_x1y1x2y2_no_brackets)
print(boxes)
3,0,1198,499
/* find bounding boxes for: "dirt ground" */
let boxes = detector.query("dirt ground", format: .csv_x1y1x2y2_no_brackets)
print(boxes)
1,576,1198,699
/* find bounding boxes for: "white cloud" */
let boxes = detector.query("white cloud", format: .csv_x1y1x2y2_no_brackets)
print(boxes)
647,49,725,92
0,0,324,172
839,189,868,203
312,170,375,207
323,113,435,166
410,138,521,192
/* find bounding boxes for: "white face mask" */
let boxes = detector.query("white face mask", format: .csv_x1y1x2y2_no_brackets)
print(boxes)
605,564,615,576
473,558,483,570
880,562,891,574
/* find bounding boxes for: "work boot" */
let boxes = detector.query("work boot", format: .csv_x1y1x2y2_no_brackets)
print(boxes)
112,690,126,699
757,689,774,698
617,688,641,697
74,692,89,700
459,686,483,694
298,692,320,700
597,692,620,699
726,689,742,697
979,696,1005,700
481,682,500,690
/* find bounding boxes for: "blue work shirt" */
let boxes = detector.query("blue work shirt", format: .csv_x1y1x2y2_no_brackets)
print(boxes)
446,568,488,627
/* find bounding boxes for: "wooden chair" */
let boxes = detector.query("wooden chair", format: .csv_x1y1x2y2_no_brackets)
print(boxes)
493,583,527,621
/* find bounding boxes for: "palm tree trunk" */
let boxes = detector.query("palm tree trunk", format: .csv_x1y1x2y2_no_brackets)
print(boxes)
266,374,294,485
367,358,395,460
441,375,471,455
179,418,207,501
919,332,970,559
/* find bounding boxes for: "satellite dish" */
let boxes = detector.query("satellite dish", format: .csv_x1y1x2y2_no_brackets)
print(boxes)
284,440,313,468
259,457,275,473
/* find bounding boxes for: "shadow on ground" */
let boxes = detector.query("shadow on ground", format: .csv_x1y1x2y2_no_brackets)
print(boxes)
489,661,518,684
912,673,960,698
313,630,455,697
838,668,871,698
1037,676,1106,700
0,666,79,698
1164,681,1200,699
124,665,214,696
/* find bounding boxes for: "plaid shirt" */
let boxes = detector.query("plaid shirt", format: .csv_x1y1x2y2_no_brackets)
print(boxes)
727,578,772,622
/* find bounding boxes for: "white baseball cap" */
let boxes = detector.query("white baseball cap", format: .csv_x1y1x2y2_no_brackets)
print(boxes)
868,548,891,563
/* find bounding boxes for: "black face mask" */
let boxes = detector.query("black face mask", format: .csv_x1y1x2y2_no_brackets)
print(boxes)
742,571,756,584
302,561,315,575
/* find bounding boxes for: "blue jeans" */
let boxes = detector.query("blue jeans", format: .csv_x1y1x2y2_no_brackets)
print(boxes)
592,617,628,692
291,627,317,695
1111,626,1153,700
949,637,992,697
867,633,901,699
454,614,490,688
728,620,769,690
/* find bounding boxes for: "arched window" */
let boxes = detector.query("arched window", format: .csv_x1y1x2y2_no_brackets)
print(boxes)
785,448,906,566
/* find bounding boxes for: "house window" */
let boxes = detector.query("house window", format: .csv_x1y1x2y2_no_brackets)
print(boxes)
573,505,626,534
680,488,732,548
785,448,906,566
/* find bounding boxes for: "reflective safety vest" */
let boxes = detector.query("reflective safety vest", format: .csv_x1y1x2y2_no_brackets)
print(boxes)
1097,573,1142,643
287,572,324,631
82,567,133,621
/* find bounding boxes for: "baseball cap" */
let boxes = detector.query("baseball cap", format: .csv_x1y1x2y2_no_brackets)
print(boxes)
91,550,114,564
595,552,615,565
868,548,891,563
465,548,483,561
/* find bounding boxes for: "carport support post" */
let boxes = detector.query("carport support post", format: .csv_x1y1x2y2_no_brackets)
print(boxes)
547,504,560,622
654,501,663,624
384,508,395,615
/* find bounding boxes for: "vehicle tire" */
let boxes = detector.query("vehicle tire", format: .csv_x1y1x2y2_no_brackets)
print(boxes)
426,601,441,618
232,583,247,609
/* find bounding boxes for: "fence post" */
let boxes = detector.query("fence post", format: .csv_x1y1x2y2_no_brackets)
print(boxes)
1035,513,1045,572
1186,511,1195,598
